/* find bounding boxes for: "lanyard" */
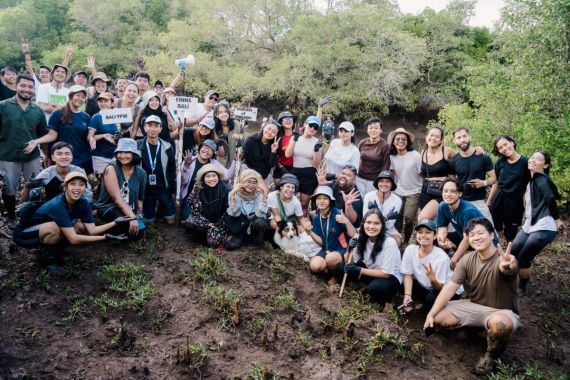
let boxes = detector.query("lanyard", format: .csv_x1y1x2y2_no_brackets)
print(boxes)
146,140,160,174
319,211,331,251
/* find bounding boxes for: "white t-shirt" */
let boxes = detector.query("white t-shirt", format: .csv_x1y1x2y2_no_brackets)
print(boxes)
36,83,69,122
522,184,557,233
362,191,402,231
184,103,212,127
400,245,454,291
353,236,402,283
268,191,303,219
390,151,422,197
293,136,319,168
324,139,360,175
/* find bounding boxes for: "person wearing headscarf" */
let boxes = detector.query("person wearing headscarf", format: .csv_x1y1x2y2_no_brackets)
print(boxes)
130,90,175,144
225,169,269,250
183,163,230,250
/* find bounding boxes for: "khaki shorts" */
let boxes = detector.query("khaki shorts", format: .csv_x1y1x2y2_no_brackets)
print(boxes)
400,192,420,221
92,156,113,174
445,299,520,331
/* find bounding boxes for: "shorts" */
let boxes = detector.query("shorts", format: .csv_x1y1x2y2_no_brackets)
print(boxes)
290,167,318,195
92,156,113,174
444,299,520,331
419,181,443,208
13,224,42,249
273,165,291,180
315,248,345,259
0,159,42,195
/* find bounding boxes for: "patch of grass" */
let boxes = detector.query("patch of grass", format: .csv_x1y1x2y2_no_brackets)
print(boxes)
487,360,569,380
92,293,119,318
248,362,277,380
33,269,51,290
110,321,134,351
203,284,242,329
246,317,268,338
176,339,208,375
298,330,313,350
62,255,91,277
97,263,155,313
191,248,229,282
127,225,164,259
319,346,331,361
547,241,566,256
268,289,304,313
64,294,88,326
7,271,26,288
149,308,171,333
355,327,407,376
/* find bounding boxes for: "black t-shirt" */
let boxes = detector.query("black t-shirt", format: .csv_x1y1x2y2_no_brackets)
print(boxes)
495,156,530,196
330,182,363,227
0,81,16,101
449,153,494,201
188,160,205,194
142,142,166,190
183,128,197,156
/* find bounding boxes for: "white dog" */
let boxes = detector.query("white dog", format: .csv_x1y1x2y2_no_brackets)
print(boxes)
273,220,321,262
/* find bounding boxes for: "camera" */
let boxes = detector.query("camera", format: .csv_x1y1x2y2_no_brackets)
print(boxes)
322,120,335,141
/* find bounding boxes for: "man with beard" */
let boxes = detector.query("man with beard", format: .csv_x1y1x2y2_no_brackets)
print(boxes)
0,75,48,223
36,64,70,122
449,127,496,222
318,163,363,226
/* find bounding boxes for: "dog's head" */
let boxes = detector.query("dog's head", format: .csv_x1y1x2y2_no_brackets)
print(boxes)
278,220,298,239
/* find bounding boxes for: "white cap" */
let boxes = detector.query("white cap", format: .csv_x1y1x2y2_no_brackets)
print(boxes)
338,121,355,132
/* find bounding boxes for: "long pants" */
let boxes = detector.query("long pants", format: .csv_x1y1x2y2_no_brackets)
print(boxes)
511,229,557,269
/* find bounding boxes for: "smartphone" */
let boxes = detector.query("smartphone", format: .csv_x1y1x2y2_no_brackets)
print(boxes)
424,326,436,337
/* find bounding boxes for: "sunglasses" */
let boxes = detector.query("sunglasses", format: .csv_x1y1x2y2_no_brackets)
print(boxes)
307,124,320,129
343,164,358,174
282,117,293,121
209,95,219,101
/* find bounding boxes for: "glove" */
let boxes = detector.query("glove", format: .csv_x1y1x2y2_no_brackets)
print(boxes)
318,95,334,108
386,210,399,220
105,233,129,241
344,263,362,278
293,131,300,142
313,141,323,152
348,236,358,249
368,201,379,210
25,178,44,189
114,216,135,226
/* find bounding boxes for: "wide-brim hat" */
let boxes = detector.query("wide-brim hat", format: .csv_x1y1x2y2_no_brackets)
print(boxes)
91,71,112,86
278,111,297,123
387,127,415,146
115,138,141,157
196,163,224,183
312,185,335,201
96,92,114,101
276,174,299,191
374,170,397,191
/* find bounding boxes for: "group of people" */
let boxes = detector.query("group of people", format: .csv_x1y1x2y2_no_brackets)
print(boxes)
0,45,566,375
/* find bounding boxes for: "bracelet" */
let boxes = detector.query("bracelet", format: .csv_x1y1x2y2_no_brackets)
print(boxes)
405,294,411,296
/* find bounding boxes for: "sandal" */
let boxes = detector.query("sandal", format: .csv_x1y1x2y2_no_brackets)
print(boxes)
473,353,495,376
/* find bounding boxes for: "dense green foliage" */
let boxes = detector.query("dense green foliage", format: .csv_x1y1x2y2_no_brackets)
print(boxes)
0,0,568,193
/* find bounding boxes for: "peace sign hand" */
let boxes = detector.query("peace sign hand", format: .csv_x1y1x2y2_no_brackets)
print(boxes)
498,242,515,271
271,137,280,153
423,263,436,281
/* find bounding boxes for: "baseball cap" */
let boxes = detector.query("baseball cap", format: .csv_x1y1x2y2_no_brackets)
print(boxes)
64,171,88,185
145,115,162,125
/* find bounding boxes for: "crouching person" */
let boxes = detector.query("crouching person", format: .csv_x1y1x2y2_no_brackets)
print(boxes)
13,172,129,272
400,219,461,314
424,217,519,375
184,163,230,250
225,169,269,250
342,209,401,307
307,186,356,282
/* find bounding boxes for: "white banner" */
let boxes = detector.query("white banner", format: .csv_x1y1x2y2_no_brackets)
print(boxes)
234,106,258,121
171,96,198,119
100,108,133,125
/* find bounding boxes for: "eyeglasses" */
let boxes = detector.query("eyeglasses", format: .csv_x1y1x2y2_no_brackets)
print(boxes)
209,95,219,101
343,164,358,174
120,181,129,202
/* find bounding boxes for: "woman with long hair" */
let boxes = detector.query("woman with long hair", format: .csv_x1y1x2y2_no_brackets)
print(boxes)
343,209,402,307
511,151,565,294
487,135,531,242
94,138,146,238
87,92,122,174
116,82,140,138
213,101,236,165
273,111,297,182
242,122,279,180
182,117,224,157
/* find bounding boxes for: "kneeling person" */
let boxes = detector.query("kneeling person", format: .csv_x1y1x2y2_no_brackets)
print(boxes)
424,218,519,375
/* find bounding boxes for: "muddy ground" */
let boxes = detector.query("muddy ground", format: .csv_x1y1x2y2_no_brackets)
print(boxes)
0,219,568,379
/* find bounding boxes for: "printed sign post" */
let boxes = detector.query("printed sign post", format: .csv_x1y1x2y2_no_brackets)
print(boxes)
234,106,258,122
171,96,198,121
99,108,133,125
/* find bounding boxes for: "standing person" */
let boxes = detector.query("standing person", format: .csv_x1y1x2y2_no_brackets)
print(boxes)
273,111,297,182
73,71,89,88
185,89,219,127
449,127,496,222
134,71,150,105
225,169,270,250
417,125,456,222
511,151,564,294
131,91,175,144
307,186,356,281
356,117,390,196
362,170,403,246
183,163,230,251
115,82,140,137
85,72,112,116
285,115,323,214
21,142,92,203
435,178,498,269
137,116,176,224
36,64,70,122
324,121,360,176
115,78,128,98
400,220,461,313
343,209,402,307
213,101,237,166
424,218,520,376
242,122,279,180
487,135,530,242
0,74,48,223
94,138,146,238
87,92,121,174
0,67,17,101
388,127,422,246
42,85,93,174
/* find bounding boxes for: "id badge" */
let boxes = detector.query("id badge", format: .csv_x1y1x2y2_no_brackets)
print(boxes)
149,174,157,185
